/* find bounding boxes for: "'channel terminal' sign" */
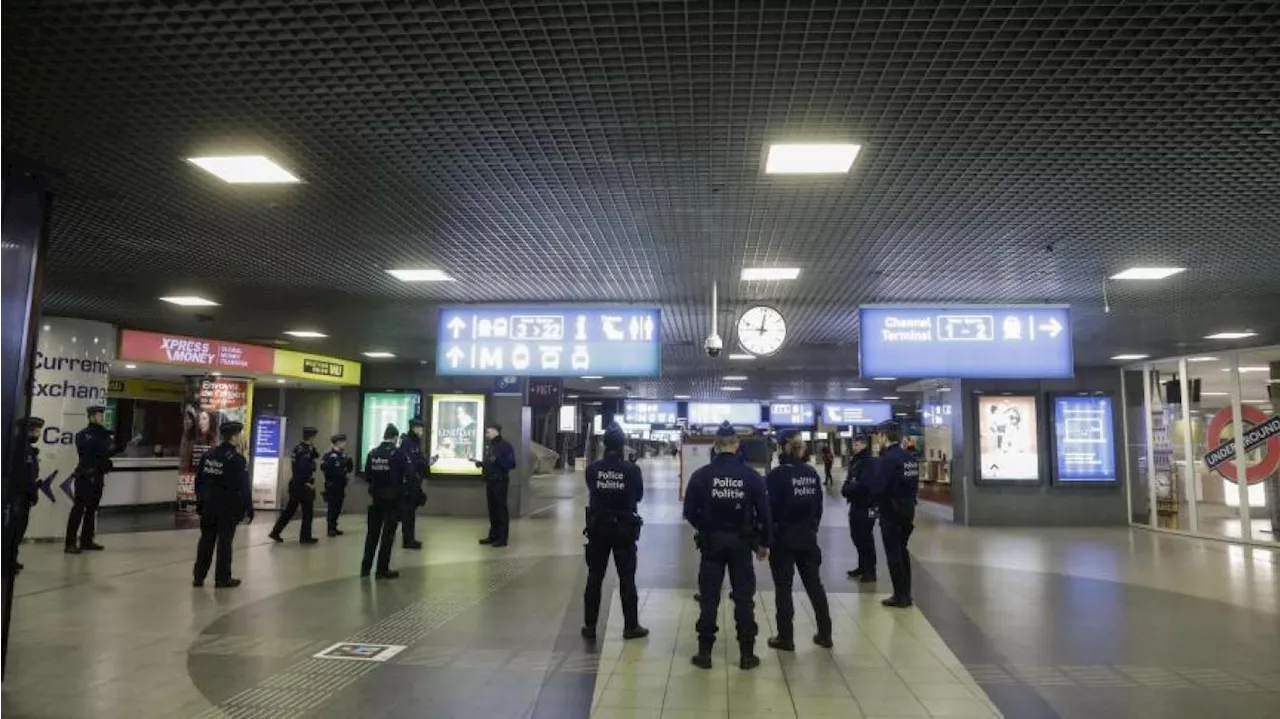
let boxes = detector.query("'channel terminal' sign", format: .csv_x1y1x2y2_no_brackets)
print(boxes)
436,307,661,377
823,402,893,426
859,305,1073,379
769,402,814,426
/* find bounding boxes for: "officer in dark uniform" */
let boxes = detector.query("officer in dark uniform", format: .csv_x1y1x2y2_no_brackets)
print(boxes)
362,424,405,579
581,422,649,642
321,433,351,537
12,416,45,573
398,417,433,549
683,422,772,670
270,426,320,544
192,421,253,588
875,426,920,608
65,405,118,554
765,430,833,651
477,423,516,547
841,433,878,582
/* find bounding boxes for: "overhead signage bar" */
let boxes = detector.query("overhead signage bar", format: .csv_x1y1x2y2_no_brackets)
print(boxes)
273,349,362,386
623,401,678,426
119,330,275,373
822,402,893,426
435,306,661,377
687,402,762,426
769,402,814,426
859,305,1073,379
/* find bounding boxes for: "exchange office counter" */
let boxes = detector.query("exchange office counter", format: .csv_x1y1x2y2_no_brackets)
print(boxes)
336,474,535,519
102,457,179,508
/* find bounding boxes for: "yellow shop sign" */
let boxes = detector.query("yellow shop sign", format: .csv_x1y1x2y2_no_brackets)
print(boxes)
272,349,362,386
106,379,187,402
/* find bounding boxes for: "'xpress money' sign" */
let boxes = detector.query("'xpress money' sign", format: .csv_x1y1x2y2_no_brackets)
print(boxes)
859,305,1073,379
436,307,661,376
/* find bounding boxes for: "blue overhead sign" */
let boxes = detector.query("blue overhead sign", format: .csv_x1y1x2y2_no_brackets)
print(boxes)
822,402,893,426
623,401,678,426
436,307,661,377
859,305,1073,379
769,402,814,426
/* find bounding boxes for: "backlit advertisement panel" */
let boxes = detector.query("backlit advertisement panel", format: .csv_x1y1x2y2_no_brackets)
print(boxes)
360,391,421,464
1052,394,1117,483
430,394,484,475
687,402,761,426
976,394,1041,482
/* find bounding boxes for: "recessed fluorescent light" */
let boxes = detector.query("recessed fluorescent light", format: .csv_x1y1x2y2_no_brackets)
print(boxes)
276,379,286,384
722,386,743,391
872,377,896,381
124,364,137,369
211,372,222,377
728,354,756,360
937,387,952,393
581,375,603,380
160,295,219,307
777,395,794,400
723,375,748,381
566,394,579,399
386,268,454,282
362,351,395,359
284,330,327,338
1201,392,1229,397
599,385,621,391
1109,267,1186,280
740,267,801,281
883,396,900,400
674,394,691,399
1187,356,1219,363
187,155,301,184
846,387,869,392
1111,354,1149,360
765,143,861,174
1205,331,1257,340
1236,366,1269,373
895,412,908,417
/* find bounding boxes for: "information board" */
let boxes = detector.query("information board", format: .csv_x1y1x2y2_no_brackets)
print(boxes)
623,400,678,426
251,415,284,509
822,402,893,426
436,306,661,376
360,391,421,464
1052,395,1117,483
688,402,761,426
769,402,814,426
859,305,1073,379
976,394,1041,482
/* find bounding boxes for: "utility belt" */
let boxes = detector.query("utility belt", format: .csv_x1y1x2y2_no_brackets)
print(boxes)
878,497,916,520
774,522,819,550
694,525,760,552
585,508,642,542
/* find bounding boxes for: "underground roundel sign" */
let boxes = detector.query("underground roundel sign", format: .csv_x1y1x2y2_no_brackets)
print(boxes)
1202,405,1280,485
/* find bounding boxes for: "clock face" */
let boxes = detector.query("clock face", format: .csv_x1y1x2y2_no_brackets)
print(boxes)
737,306,787,356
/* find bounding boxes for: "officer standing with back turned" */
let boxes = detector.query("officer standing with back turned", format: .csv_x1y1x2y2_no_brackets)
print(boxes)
192,421,253,588
321,433,351,537
683,422,772,670
270,426,319,544
765,429,834,651
12,416,45,573
875,426,920,608
581,422,649,642
842,433,878,583
362,424,405,579
66,405,117,554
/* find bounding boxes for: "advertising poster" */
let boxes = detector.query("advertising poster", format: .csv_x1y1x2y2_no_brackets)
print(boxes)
1053,395,1117,483
180,377,253,504
431,394,485,475
360,391,422,462
251,415,284,508
976,395,1040,481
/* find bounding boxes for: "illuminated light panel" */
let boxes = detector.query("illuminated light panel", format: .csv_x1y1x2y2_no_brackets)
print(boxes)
764,143,861,174
1109,267,1186,280
160,295,219,307
187,155,300,184
740,267,801,281
1111,354,1149,360
285,330,327,338
362,351,395,358
386,268,453,282
1205,331,1257,340
728,354,756,360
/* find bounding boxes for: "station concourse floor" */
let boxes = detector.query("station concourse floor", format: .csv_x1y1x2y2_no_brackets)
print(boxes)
3,458,1277,719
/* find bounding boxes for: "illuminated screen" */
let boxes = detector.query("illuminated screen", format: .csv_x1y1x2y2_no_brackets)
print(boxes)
687,402,761,426
430,394,485,475
976,394,1040,482
1053,395,1116,482
360,391,421,464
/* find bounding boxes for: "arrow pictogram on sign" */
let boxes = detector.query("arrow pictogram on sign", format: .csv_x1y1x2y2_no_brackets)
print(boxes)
1038,317,1063,338
60,475,76,501
37,470,58,502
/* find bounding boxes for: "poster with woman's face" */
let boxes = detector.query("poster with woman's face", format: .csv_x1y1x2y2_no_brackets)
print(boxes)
430,394,484,475
179,377,254,501
977,395,1040,481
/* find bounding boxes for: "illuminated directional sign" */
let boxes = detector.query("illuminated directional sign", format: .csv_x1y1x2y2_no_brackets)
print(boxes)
623,401,678,426
859,305,1073,379
687,402,762,426
436,307,661,377
769,402,814,426
822,402,893,425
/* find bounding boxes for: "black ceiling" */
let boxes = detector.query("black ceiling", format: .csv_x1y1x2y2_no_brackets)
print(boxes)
5,0,1279,400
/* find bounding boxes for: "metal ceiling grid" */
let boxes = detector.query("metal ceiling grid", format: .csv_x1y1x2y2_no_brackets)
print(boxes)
4,1,1279,381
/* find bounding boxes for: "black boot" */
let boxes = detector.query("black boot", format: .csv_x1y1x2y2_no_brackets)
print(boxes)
691,639,714,669
767,635,795,651
739,642,760,670
581,625,596,641
622,625,650,640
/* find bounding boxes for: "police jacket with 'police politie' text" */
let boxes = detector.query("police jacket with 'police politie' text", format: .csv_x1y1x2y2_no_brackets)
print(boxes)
683,453,772,547
195,442,252,518
364,441,407,501
586,451,644,514
291,442,319,483
765,454,824,532
873,443,920,511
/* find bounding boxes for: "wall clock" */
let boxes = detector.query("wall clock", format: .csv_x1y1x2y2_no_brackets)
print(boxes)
736,306,787,356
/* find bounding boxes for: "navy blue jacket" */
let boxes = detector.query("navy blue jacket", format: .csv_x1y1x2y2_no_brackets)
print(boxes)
194,442,252,518
765,455,824,530
321,449,349,486
683,453,773,547
19,444,41,505
291,442,318,483
397,432,430,500
875,443,920,504
586,451,644,514
75,423,116,474
364,441,404,500
841,448,876,505
481,436,516,483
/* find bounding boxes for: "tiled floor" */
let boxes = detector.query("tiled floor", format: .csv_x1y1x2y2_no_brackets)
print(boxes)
3,457,1277,719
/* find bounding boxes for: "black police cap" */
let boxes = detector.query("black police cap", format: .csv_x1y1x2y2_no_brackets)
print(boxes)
408,416,424,428
220,421,244,436
331,433,347,444
715,421,736,438
17,416,45,429
383,423,400,440
302,426,318,439
852,433,870,444
487,422,503,433
776,429,801,444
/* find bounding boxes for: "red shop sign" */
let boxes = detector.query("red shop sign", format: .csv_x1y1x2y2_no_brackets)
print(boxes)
1203,404,1280,485
119,330,275,373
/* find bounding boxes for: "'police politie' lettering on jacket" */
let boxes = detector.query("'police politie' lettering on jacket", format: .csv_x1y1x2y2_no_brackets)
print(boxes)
874,443,920,504
585,453,644,513
683,453,772,546
195,442,252,516
765,455,824,529
364,441,407,497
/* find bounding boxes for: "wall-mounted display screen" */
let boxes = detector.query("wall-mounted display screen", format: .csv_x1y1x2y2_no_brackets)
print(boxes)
430,394,485,475
1053,395,1117,483
687,402,761,426
822,402,893,426
360,391,422,464
976,394,1040,481
623,400,678,426
558,404,578,432
769,402,814,426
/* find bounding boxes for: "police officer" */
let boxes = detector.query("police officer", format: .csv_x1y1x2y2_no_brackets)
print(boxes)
12,417,45,573
581,422,649,642
362,424,404,579
322,433,352,537
398,417,433,549
65,405,117,554
192,421,253,588
683,422,772,670
270,426,320,544
841,433,878,583
476,423,516,547
875,426,920,608
765,430,833,651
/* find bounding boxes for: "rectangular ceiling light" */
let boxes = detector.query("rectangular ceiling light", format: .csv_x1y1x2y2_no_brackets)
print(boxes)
872,377,896,381
883,395,900,400
187,155,301,184
846,387,869,392
362,351,395,359
674,394,691,399
386,268,454,282
599,385,621,391
765,143,861,174
723,375,748,381
160,295,219,307
1109,267,1186,280
777,395,794,399
740,267,801,281
580,375,603,380
721,386,743,391
1205,331,1258,340
1187,356,1219,362
285,330,327,338
728,354,756,360
1111,354,1149,360
1201,392,1229,396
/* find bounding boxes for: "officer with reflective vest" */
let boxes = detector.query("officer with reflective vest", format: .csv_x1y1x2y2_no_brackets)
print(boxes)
270,426,320,544
581,422,649,642
398,417,434,549
841,433,878,582
321,433,352,537
874,426,920,608
764,429,833,651
12,416,45,573
683,421,772,670
192,421,253,588
66,405,119,554
362,424,405,579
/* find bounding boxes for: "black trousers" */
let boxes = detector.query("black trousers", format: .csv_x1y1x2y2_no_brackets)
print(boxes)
325,483,345,532
401,498,419,546
583,532,639,629
193,512,239,584
362,496,400,574
484,478,510,543
696,531,757,646
769,527,832,640
880,505,916,601
272,481,315,540
823,462,833,484
12,501,32,566
849,505,877,575
65,471,103,548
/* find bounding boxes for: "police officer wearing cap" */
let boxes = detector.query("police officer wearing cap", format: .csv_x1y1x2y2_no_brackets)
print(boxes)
270,426,320,544
362,423,405,578
683,421,772,670
65,405,119,553
193,421,253,588
581,422,649,642
841,433,878,582
322,433,352,537
11,417,45,572
875,426,920,608
765,429,834,651
476,422,516,547
398,417,434,550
